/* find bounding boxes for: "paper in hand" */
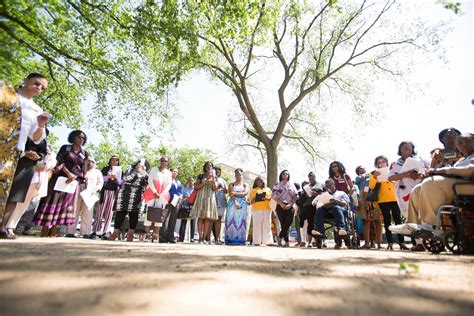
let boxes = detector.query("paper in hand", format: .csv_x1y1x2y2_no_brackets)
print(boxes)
54,176,78,194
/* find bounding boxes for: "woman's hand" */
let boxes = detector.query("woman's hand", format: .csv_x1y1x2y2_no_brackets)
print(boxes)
66,174,77,183
109,174,117,181
406,170,421,180
37,112,49,127
24,151,41,161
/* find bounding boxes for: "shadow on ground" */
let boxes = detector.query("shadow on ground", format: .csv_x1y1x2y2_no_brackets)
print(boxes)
0,238,472,316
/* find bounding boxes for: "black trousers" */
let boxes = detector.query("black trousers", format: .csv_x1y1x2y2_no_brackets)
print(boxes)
379,201,404,244
300,205,316,236
179,219,195,241
276,205,294,242
114,212,138,230
160,204,178,242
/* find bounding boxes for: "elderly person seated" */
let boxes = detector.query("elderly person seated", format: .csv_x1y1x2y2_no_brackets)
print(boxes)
311,178,350,249
391,133,474,237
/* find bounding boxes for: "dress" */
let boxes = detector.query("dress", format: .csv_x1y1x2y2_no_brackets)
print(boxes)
115,171,148,213
0,84,21,215
225,183,248,246
34,145,88,227
192,174,217,220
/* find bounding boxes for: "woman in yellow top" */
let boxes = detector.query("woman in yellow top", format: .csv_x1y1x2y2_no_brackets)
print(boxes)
249,176,272,246
368,155,409,251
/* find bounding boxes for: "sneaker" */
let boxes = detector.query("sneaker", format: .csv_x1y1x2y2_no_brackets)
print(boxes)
338,229,347,236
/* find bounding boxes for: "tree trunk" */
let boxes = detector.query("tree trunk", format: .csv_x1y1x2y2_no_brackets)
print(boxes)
266,145,279,187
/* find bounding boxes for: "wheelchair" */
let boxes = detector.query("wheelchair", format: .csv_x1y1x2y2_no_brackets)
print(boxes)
313,204,359,249
422,181,474,254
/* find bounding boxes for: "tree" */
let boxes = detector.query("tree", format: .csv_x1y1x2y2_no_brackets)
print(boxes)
0,0,177,130
134,0,434,183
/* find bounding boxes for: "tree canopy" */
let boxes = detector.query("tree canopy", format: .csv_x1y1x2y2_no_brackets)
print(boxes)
0,0,176,130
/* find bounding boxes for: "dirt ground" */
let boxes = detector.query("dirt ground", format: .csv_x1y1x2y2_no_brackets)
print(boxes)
0,237,473,316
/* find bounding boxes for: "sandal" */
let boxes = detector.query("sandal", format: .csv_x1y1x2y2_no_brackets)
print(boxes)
127,230,134,242
361,244,371,250
386,243,393,251
152,234,159,243
48,226,58,238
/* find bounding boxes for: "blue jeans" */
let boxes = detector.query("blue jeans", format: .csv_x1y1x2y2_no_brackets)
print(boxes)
314,205,346,236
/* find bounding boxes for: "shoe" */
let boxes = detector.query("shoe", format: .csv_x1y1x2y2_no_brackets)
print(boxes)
169,240,176,244
338,229,347,236
399,243,409,250
370,241,376,249
22,228,35,236
82,234,90,239
65,234,76,238
387,243,393,250
334,244,341,249
411,244,425,252
311,230,322,236
277,236,282,247
126,230,134,242
322,242,327,248
108,231,119,241
361,244,371,250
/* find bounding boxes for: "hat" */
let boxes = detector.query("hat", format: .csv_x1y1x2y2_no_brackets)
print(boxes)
439,128,461,143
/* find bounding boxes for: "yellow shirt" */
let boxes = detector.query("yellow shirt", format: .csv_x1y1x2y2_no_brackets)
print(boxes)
368,173,397,203
249,187,272,211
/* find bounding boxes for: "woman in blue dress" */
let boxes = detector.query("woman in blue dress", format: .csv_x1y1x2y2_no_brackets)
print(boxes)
225,168,249,245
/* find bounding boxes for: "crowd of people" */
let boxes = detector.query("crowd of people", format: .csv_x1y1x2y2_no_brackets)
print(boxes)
1,73,473,252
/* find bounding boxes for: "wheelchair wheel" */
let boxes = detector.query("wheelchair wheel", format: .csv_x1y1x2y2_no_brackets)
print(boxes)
422,237,445,254
443,231,465,254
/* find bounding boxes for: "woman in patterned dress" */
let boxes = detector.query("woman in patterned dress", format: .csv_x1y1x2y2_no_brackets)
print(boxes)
225,168,250,246
192,161,217,244
34,130,88,237
108,159,149,242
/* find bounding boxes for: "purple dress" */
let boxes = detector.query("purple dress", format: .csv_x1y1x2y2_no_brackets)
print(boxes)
34,145,87,227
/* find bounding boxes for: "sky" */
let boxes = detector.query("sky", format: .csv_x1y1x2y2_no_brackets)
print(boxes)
52,0,473,184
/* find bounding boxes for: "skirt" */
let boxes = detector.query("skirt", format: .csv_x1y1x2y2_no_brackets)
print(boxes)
33,176,78,227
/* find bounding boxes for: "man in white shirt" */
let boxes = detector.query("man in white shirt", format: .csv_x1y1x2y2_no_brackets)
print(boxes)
66,157,104,238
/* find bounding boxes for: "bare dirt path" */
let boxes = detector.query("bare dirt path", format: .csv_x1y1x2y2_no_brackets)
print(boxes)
0,237,473,316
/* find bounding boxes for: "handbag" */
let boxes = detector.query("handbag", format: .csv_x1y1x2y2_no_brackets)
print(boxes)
365,182,381,202
188,190,197,205
177,203,193,219
146,206,165,223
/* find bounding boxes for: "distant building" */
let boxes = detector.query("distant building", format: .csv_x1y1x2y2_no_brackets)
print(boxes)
214,163,266,187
